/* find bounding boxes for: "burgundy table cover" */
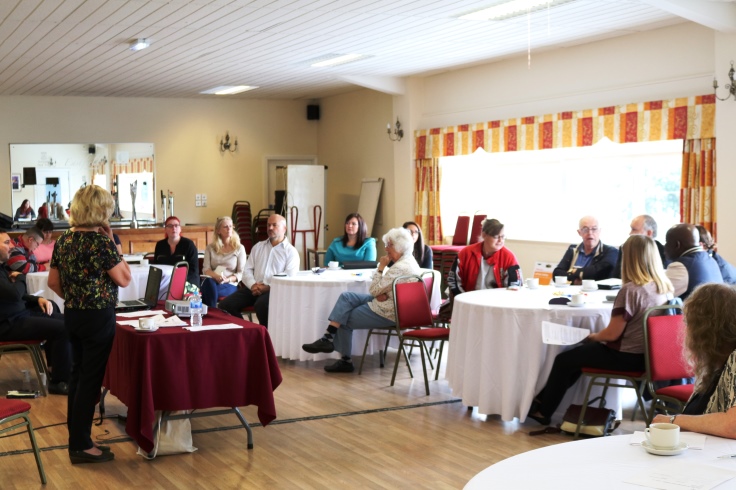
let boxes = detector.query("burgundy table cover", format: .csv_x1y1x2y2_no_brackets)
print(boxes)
103,305,282,453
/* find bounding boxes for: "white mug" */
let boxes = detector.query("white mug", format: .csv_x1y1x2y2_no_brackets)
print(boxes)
138,317,155,330
645,423,680,449
525,278,539,289
140,258,150,266
570,293,585,305
582,279,597,290
328,261,339,269
554,276,568,285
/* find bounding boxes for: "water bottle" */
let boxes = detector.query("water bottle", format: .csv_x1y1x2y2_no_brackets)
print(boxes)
21,369,31,391
189,293,203,327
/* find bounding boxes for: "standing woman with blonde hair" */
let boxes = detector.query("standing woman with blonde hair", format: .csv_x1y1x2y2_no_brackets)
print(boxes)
48,185,131,464
201,216,246,308
529,234,673,425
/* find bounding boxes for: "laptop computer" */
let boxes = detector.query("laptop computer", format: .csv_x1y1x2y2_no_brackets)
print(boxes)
115,266,163,311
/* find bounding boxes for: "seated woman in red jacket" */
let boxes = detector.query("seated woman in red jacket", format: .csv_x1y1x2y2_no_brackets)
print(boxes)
443,219,522,317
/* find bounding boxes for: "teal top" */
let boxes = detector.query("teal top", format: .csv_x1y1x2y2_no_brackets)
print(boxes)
324,237,377,265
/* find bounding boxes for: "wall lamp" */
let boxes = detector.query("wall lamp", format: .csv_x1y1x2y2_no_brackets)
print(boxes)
220,132,238,153
713,61,736,101
387,118,403,142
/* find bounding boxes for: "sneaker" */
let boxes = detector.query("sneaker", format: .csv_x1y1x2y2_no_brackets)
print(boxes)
324,359,355,373
302,338,334,354
48,381,69,395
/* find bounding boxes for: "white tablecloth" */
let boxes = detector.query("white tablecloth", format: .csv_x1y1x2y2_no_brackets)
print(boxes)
447,285,617,422
268,268,441,361
465,433,736,489
26,264,174,312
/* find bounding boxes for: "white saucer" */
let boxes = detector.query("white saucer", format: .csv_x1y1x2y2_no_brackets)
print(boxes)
328,266,340,271
581,287,598,292
641,441,688,456
134,326,159,333
567,303,585,308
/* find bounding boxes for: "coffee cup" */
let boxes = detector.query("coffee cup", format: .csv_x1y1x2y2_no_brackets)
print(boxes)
554,276,568,286
570,293,585,306
645,422,680,449
328,261,339,269
525,278,539,289
138,317,156,330
140,258,150,266
582,279,597,290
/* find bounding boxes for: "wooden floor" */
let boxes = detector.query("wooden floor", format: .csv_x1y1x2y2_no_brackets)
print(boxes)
0,346,647,489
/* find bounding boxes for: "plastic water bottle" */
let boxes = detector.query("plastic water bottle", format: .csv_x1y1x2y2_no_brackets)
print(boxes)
189,293,203,327
21,369,31,391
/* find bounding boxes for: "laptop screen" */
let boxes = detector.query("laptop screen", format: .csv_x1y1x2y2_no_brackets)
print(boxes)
143,267,163,304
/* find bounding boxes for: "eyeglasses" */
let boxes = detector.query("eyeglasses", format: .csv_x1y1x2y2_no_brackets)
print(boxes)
491,235,505,240
580,227,600,234
165,223,181,229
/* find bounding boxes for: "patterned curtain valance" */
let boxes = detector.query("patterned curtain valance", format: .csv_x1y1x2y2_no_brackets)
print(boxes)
414,94,715,159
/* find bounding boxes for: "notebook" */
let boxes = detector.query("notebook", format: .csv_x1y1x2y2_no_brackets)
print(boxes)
342,260,378,270
115,266,163,311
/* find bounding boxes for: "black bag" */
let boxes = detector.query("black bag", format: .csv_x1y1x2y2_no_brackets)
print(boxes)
559,402,618,437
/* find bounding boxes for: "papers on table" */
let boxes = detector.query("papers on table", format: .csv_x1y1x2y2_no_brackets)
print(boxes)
118,314,188,328
183,324,243,332
542,321,590,345
629,431,706,450
117,310,162,318
624,461,736,489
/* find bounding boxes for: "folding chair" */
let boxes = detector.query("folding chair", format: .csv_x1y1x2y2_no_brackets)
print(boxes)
0,399,46,483
0,341,49,396
166,261,189,300
469,214,487,244
389,276,450,395
643,304,694,425
231,201,253,253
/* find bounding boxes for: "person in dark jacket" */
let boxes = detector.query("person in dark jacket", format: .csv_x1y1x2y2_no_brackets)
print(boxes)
552,216,618,284
613,215,668,278
696,225,736,285
664,223,723,301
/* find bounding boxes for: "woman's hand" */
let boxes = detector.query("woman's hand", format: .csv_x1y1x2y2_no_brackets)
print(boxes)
97,224,115,243
375,293,389,302
377,255,391,272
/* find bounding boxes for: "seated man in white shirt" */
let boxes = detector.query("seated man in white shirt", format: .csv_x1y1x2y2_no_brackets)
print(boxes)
217,214,299,328
664,223,722,301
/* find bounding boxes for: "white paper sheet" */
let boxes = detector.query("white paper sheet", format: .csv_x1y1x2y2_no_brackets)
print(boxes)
629,431,707,450
183,324,243,332
116,310,163,318
624,461,736,489
542,321,590,345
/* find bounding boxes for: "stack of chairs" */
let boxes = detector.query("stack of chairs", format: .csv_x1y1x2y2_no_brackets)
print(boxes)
232,201,253,254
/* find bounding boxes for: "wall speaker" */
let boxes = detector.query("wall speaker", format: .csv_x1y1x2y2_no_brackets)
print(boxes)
23,167,37,186
89,145,96,154
46,177,59,186
307,104,320,120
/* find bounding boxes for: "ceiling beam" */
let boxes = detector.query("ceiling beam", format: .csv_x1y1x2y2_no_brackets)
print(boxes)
641,0,736,32
340,76,406,95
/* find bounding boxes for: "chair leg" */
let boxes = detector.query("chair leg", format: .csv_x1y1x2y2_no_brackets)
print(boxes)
358,329,374,375
402,343,414,378
632,380,648,423
390,340,405,387
24,414,47,484
574,376,597,439
418,341,430,396
29,345,48,396
434,340,446,380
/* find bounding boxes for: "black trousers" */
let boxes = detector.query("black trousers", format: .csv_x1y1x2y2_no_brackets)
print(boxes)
217,287,270,327
0,302,70,383
64,307,116,452
536,342,645,418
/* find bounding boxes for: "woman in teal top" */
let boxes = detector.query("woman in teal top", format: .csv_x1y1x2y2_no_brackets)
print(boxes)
324,213,376,265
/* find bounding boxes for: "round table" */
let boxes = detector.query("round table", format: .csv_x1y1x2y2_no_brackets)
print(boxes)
447,285,616,422
268,268,441,361
465,433,736,489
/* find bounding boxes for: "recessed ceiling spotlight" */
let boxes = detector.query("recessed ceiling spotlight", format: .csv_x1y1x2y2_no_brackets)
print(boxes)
459,0,575,21
200,85,259,95
129,38,151,51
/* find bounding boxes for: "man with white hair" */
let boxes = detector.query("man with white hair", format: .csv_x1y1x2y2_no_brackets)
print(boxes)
613,214,668,278
552,216,618,284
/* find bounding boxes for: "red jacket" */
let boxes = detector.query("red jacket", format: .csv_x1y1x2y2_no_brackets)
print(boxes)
448,242,521,295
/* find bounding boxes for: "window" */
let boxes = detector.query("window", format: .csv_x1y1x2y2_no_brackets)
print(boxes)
440,138,681,245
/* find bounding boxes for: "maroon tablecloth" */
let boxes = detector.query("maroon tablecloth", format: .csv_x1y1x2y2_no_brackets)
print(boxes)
103,305,282,453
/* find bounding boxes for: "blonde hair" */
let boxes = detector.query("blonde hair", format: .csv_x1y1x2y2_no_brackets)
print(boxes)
69,185,114,228
620,234,673,295
212,216,241,253
683,283,736,393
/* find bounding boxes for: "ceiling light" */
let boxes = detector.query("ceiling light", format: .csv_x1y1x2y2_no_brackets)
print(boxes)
311,54,365,67
129,38,150,51
200,85,259,95
459,0,574,21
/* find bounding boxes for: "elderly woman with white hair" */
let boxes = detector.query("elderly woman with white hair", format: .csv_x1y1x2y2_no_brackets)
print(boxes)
302,227,420,373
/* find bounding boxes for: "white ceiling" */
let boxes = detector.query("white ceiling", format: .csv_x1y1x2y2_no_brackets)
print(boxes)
0,0,732,100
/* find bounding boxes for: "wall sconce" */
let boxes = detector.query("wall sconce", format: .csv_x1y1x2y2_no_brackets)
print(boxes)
387,118,404,142
713,61,736,101
220,132,238,153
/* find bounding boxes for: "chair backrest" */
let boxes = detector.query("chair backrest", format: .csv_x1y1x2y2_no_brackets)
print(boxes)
252,208,274,244
451,216,470,246
393,275,434,330
469,214,486,243
420,270,434,302
232,201,253,253
643,305,693,382
167,261,189,300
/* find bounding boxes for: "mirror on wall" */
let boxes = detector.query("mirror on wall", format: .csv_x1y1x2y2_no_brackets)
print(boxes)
9,143,155,224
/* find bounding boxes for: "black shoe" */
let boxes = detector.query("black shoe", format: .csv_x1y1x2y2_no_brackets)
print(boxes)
302,338,335,354
324,359,354,373
48,381,69,395
69,449,115,464
527,412,551,426
96,445,111,452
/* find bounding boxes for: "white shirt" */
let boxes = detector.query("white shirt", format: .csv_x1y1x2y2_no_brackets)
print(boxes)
243,237,299,288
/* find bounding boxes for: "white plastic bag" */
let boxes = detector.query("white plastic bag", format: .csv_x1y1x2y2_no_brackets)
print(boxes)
137,410,197,459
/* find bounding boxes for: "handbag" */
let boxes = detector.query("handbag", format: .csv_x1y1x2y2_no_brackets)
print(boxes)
559,399,618,437
137,410,198,459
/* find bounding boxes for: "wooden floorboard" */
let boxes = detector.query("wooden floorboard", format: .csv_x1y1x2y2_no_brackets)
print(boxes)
0,347,646,489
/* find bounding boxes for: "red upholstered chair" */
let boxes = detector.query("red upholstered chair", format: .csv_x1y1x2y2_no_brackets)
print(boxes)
0,341,49,396
0,399,46,483
231,201,253,254
469,214,486,243
389,276,450,396
643,304,693,425
166,261,189,300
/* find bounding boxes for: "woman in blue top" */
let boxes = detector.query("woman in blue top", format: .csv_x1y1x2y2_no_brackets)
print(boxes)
324,213,376,265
